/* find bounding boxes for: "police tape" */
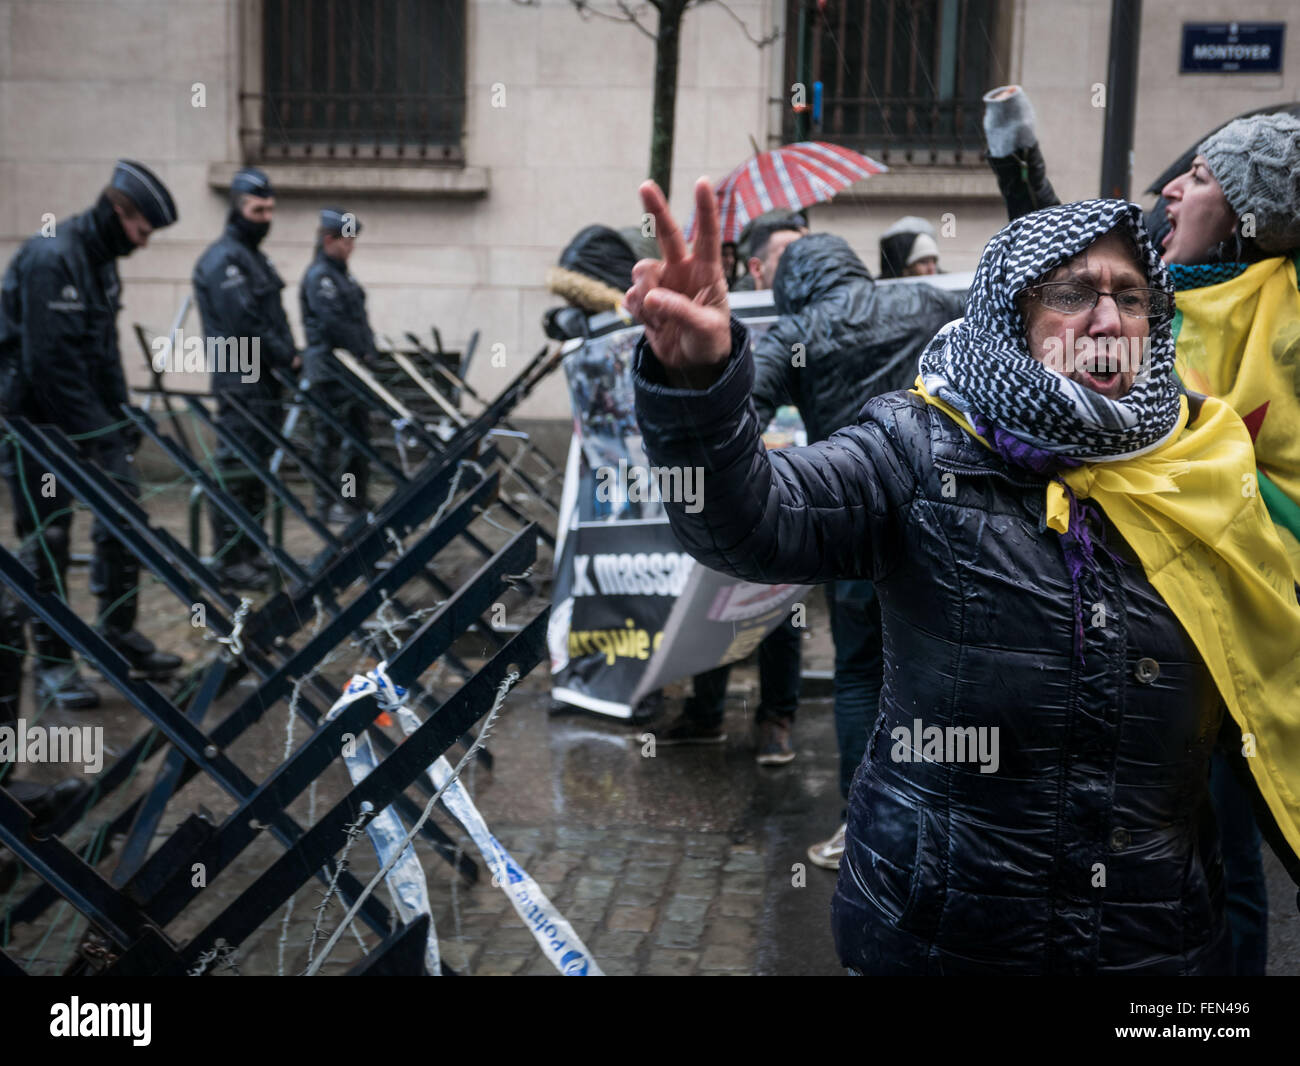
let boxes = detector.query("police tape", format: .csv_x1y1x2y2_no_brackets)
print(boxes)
327,672,442,977
389,708,605,977
333,665,603,976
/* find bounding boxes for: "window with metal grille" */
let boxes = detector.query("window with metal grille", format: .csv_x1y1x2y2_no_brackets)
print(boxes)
781,0,1007,164
250,0,466,163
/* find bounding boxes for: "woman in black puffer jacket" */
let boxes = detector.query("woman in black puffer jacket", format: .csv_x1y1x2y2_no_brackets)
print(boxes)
626,181,1300,975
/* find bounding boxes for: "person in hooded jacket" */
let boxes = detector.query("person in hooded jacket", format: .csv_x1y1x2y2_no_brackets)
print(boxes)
192,167,299,590
656,215,810,765
749,232,966,867
628,177,1300,975
986,92,1300,976
0,159,183,710
300,208,377,522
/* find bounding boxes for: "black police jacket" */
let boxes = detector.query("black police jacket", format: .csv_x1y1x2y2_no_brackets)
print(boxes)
751,234,966,443
0,207,131,437
633,319,1300,974
299,248,375,384
192,222,296,396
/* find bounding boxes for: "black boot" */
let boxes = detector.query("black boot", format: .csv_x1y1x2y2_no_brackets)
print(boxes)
31,625,99,710
33,662,101,710
7,778,90,833
215,560,270,591
100,627,182,679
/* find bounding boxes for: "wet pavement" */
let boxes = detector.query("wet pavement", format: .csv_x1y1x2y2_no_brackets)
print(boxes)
2,450,1298,976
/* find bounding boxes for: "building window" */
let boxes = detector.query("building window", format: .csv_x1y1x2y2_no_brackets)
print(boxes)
781,0,1007,164
248,0,466,164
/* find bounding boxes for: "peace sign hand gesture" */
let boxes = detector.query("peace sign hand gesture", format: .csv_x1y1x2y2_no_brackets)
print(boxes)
626,178,733,388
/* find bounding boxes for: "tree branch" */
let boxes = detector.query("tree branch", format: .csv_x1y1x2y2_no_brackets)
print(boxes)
569,0,659,40
690,0,780,48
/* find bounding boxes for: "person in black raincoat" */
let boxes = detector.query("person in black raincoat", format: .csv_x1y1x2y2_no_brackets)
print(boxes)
192,167,298,590
748,231,965,866
299,208,377,522
0,159,182,709
626,178,1300,975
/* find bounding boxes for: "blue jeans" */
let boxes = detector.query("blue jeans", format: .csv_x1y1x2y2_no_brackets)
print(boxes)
824,580,884,807
685,613,802,727
1208,748,1268,975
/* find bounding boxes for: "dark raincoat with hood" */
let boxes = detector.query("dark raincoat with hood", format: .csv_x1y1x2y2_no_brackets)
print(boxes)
750,234,965,442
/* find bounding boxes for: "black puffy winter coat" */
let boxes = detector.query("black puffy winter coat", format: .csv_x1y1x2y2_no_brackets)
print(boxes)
635,318,1246,975
751,234,965,442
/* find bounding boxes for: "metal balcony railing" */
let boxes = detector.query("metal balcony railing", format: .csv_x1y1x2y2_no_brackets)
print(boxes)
241,90,466,163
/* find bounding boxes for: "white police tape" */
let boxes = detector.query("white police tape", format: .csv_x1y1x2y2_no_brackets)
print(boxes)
327,671,441,977
399,713,604,977
330,664,603,976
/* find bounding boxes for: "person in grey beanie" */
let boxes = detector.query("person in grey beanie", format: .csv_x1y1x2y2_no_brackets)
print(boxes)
1161,112,1300,265
1155,111,1300,978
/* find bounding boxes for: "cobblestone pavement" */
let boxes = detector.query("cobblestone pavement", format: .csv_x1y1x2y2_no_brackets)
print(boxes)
431,827,767,976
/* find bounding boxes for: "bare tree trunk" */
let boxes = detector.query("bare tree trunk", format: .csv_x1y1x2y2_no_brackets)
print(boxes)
649,0,687,197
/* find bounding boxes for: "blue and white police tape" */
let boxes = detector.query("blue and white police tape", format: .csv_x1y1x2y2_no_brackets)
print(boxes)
327,670,441,976
334,664,603,976
379,674,603,976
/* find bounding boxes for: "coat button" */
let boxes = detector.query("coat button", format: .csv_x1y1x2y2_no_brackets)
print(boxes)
1109,827,1131,851
1134,657,1160,684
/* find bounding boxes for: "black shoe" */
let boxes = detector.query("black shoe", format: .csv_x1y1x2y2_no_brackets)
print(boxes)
102,628,183,680
654,712,726,746
34,663,100,710
7,777,90,833
0,848,18,894
249,554,274,573
631,689,664,725
216,561,270,591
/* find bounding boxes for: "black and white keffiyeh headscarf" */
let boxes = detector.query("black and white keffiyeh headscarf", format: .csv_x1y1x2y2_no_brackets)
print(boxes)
918,199,1183,461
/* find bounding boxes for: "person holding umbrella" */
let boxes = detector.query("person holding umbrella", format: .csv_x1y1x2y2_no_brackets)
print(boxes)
658,213,809,764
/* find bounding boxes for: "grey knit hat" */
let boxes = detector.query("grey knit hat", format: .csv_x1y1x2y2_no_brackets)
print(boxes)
1199,113,1300,254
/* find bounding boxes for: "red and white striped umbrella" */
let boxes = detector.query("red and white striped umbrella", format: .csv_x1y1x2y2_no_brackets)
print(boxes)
687,142,887,244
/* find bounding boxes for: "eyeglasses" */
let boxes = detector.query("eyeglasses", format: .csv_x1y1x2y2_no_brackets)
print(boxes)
1026,282,1171,319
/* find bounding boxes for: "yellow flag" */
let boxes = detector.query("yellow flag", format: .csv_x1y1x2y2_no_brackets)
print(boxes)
1174,256,1300,568
914,380,1300,860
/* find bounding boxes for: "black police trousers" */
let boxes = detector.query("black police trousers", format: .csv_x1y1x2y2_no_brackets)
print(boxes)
2,430,140,660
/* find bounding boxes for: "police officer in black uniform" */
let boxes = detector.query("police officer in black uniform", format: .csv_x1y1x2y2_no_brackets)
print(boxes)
192,168,298,590
0,160,183,710
299,208,377,522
